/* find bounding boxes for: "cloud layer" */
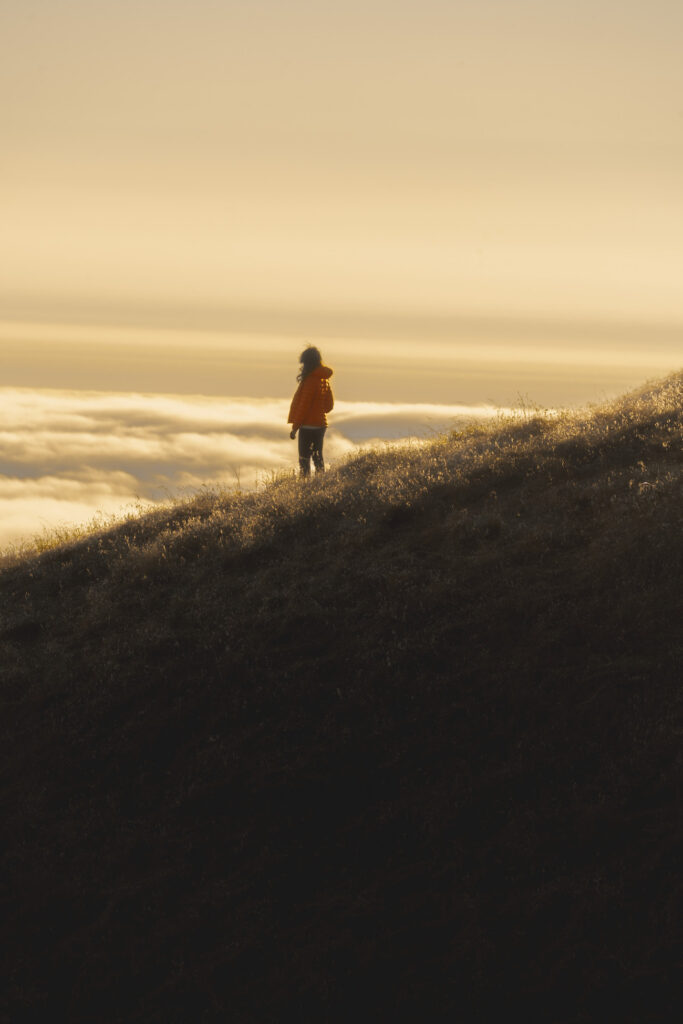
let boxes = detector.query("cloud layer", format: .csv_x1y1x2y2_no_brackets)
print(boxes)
0,387,506,549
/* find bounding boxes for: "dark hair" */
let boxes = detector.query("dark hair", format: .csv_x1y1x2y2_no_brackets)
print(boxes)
297,345,322,382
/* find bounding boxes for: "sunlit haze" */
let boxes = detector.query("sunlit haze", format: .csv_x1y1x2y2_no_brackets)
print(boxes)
1,0,681,544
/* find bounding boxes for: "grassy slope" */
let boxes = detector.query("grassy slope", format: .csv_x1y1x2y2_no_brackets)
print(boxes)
1,373,681,1022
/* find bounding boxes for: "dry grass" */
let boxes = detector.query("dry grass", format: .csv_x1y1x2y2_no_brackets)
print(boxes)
1,371,681,1023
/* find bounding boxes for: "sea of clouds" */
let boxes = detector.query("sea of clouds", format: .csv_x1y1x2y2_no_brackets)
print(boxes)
0,387,508,549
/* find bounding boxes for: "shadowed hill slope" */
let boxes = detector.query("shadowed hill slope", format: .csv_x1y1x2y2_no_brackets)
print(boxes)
1,372,681,1022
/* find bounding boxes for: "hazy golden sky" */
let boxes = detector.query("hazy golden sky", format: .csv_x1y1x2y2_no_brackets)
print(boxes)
3,0,683,328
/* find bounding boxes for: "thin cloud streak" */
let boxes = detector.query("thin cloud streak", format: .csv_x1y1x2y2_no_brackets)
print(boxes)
2,319,679,407
0,387,509,549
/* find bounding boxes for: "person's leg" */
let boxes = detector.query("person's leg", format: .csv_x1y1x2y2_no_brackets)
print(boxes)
312,427,326,473
298,429,313,477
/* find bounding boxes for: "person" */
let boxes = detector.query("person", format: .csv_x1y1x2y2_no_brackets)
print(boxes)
288,346,334,477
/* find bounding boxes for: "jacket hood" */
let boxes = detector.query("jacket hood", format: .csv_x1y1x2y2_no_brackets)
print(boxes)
309,364,333,380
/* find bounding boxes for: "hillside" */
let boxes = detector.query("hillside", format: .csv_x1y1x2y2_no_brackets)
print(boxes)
1,372,681,1022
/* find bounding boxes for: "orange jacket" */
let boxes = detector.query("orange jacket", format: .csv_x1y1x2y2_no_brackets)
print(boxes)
288,365,334,429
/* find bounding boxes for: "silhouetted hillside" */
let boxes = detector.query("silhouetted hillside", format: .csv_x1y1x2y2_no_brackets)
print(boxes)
1,372,681,1022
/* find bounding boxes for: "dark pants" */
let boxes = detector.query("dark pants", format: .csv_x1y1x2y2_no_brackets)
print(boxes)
298,427,326,476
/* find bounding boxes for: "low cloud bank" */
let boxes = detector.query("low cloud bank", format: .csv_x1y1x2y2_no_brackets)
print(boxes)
0,387,508,548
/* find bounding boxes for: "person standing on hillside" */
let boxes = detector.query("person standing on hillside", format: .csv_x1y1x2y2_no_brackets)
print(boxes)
288,346,334,477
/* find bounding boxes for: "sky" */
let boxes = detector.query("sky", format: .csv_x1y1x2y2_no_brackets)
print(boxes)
1,0,681,546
